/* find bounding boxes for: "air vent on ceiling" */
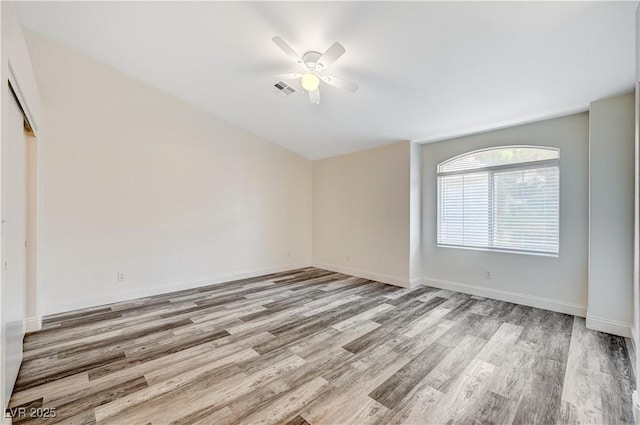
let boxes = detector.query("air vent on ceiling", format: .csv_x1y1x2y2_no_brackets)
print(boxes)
270,81,296,98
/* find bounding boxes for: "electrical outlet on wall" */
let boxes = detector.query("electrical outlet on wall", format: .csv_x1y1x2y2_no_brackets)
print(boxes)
117,272,126,282
346,255,351,262
485,270,492,279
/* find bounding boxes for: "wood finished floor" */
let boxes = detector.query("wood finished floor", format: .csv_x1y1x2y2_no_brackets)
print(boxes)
8,267,635,425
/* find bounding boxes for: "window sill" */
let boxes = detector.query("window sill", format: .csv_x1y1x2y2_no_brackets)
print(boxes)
436,244,559,258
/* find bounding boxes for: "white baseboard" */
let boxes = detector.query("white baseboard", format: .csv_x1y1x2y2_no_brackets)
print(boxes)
633,390,640,425
422,276,587,318
312,261,410,288
586,314,633,338
24,316,41,333
43,262,311,316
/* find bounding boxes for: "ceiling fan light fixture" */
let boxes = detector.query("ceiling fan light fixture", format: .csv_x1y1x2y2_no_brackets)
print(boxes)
300,72,320,92
272,37,358,104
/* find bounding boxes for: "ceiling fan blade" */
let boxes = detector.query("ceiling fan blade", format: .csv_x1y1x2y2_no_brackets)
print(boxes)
317,42,346,69
272,73,302,81
320,74,358,93
272,36,306,69
309,89,320,105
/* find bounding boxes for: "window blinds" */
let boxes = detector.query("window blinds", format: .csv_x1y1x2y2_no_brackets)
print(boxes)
437,164,559,255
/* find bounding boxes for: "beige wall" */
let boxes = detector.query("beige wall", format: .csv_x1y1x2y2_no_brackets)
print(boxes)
25,30,312,315
589,92,635,336
422,113,590,317
312,141,413,287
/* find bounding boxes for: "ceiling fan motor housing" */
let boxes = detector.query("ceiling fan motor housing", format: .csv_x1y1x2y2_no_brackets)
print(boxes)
302,51,323,71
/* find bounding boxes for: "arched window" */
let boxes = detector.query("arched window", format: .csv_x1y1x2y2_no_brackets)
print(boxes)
437,146,559,255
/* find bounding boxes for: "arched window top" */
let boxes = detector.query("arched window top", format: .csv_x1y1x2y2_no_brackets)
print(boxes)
438,146,559,173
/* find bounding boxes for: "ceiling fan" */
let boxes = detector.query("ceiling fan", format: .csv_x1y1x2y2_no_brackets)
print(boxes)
272,36,358,105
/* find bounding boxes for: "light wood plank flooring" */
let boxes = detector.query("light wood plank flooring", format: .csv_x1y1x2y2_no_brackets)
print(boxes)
8,267,635,425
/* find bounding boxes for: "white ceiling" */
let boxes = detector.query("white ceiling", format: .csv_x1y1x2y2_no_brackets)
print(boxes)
16,1,637,159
